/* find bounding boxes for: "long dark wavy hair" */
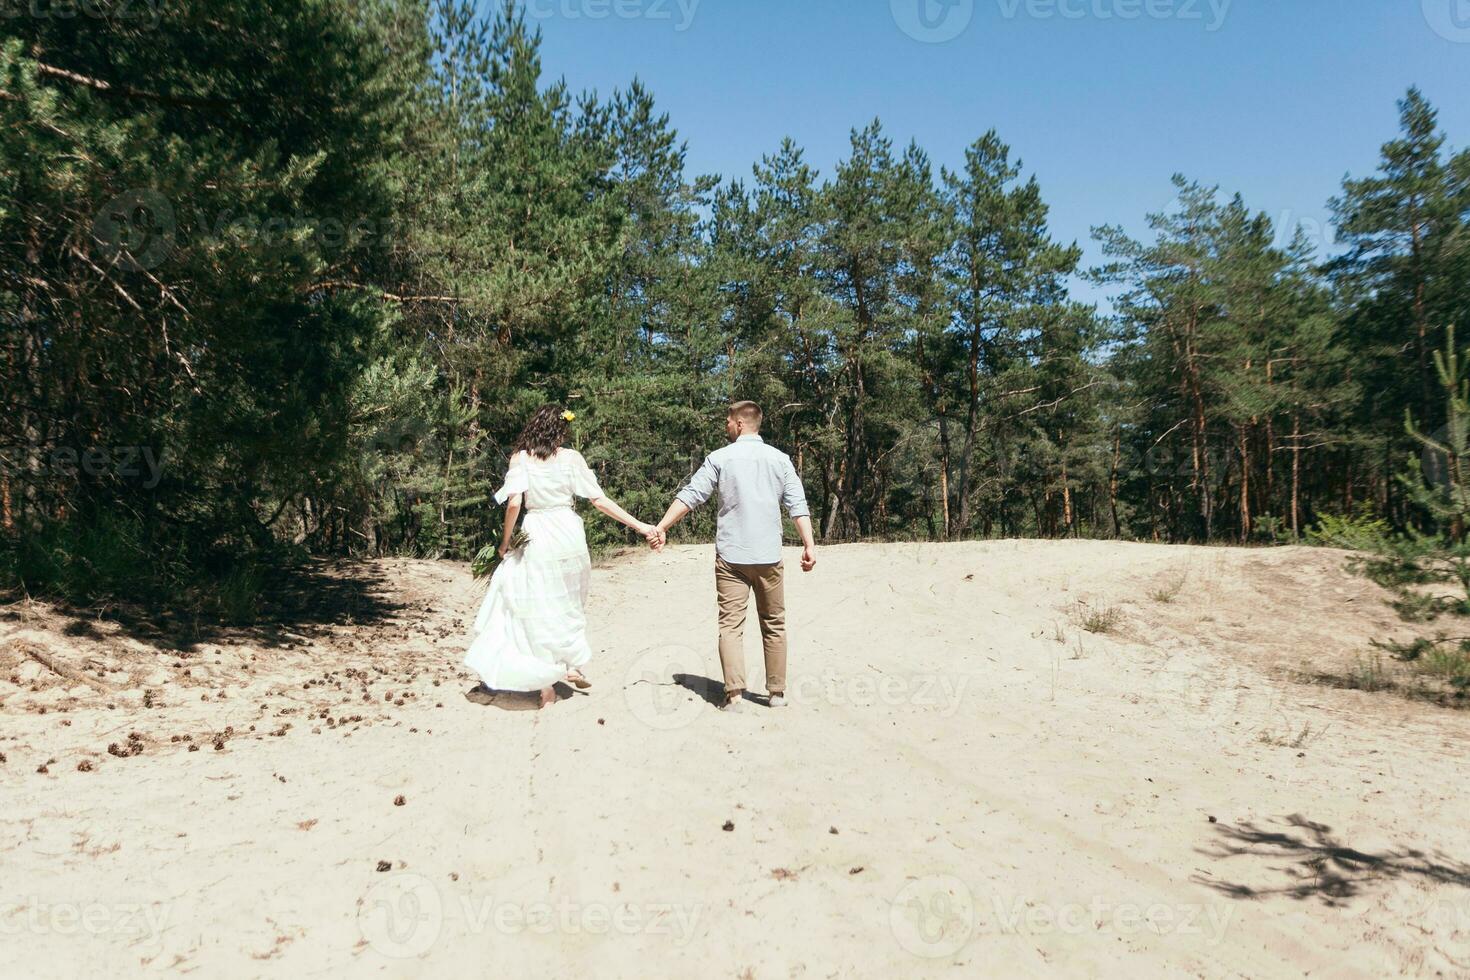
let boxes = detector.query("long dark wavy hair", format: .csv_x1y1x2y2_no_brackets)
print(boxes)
513,405,571,460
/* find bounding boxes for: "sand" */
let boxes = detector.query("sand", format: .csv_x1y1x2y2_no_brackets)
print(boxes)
2,540,1469,977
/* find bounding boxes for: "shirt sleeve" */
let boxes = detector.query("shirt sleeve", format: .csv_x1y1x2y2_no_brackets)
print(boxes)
675,455,719,511
781,456,810,519
493,454,529,505
568,451,605,500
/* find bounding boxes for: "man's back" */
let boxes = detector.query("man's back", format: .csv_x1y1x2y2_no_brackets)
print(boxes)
676,434,809,565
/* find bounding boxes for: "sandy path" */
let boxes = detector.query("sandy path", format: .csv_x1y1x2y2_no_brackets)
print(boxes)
3,541,1469,977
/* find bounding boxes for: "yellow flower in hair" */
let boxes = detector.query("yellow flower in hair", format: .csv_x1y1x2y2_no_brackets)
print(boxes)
562,410,576,422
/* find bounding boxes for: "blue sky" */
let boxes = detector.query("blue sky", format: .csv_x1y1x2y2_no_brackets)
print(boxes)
513,0,1470,307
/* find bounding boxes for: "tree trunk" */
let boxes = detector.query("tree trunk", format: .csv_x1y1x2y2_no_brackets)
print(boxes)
1290,414,1301,540
1060,455,1074,537
938,413,953,539
1237,424,1251,542
938,460,951,540
1108,430,1122,538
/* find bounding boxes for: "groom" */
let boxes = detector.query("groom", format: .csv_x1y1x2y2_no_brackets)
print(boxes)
650,401,817,712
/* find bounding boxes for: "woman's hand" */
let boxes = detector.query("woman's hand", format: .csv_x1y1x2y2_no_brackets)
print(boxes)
498,540,511,559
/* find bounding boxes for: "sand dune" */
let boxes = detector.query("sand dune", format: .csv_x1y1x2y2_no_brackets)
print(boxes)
3,540,1470,977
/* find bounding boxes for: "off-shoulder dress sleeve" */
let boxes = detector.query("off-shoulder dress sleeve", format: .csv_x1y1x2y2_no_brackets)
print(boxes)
568,451,605,500
494,453,529,505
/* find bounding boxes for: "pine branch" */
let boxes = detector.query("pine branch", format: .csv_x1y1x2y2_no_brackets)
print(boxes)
305,280,461,303
35,62,231,111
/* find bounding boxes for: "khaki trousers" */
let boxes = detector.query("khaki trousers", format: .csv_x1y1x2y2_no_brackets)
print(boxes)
715,556,786,697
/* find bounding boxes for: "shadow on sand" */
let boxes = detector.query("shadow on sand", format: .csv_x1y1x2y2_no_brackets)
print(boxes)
37,559,408,653
672,672,726,707
464,683,579,711
672,673,772,707
1193,813,1470,905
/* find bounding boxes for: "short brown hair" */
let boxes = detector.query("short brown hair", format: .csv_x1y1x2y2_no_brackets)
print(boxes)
728,400,763,429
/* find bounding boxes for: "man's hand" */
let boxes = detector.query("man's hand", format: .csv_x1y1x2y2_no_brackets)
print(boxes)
794,515,817,572
644,526,667,552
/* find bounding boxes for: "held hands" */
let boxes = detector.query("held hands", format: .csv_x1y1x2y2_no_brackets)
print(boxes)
641,524,667,552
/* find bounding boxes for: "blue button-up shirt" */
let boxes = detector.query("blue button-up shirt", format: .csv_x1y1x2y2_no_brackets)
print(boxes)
675,435,810,565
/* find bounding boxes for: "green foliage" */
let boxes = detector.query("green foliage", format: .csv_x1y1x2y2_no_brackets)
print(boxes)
1348,328,1470,694
1,0,411,598
1304,510,1393,551
5,3,1470,616
1372,636,1470,692
470,529,528,580
0,514,157,603
1253,514,1288,543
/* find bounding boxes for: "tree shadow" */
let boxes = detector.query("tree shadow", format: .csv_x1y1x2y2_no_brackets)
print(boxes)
46,559,408,653
1194,814,1470,906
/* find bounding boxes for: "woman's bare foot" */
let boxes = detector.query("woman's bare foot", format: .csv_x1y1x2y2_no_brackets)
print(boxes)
538,686,557,708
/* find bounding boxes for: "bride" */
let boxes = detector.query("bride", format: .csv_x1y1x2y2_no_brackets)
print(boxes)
464,405,658,708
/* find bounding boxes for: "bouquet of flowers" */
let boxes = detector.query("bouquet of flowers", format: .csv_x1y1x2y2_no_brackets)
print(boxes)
471,528,530,579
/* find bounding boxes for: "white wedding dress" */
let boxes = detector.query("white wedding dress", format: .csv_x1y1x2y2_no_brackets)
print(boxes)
463,448,604,692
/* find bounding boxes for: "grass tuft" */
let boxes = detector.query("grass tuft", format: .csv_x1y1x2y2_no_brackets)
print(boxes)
1148,570,1188,604
1073,600,1123,635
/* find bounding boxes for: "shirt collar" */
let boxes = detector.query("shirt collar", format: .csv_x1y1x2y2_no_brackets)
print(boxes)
736,434,764,443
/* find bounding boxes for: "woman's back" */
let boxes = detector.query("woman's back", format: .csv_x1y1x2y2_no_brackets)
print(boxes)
504,448,604,510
